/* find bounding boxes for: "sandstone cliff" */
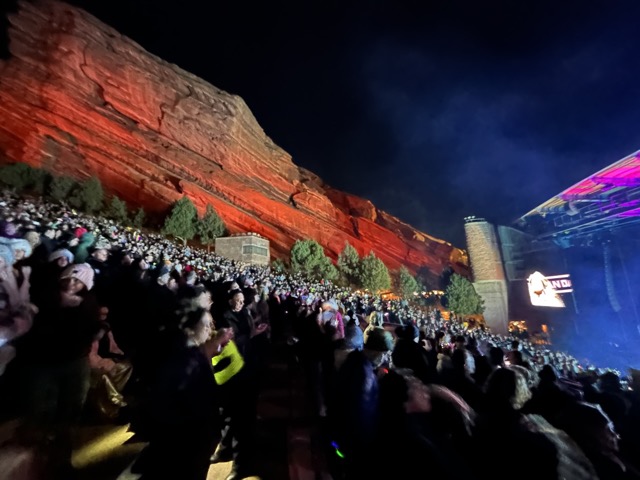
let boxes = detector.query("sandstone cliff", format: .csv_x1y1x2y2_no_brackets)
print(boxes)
0,0,468,284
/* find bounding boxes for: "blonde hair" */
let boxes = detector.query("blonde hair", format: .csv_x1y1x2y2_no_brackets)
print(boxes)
508,366,532,409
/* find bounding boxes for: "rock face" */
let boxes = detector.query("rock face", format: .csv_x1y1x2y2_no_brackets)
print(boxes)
0,0,468,283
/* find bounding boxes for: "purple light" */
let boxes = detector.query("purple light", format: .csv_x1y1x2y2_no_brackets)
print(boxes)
617,207,640,218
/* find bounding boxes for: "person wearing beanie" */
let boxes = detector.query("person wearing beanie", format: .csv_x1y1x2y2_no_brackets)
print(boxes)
30,249,76,309
8,238,32,261
60,263,95,291
49,249,74,267
0,238,32,309
19,260,103,476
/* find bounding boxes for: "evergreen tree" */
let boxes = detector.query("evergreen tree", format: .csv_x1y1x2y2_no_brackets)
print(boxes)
132,207,146,228
0,163,33,191
197,204,225,251
68,176,103,212
83,177,104,212
105,196,129,224
290,239,337,281
162,196,198,245
397,265,421,298
360,251,391,292
337,241,361,286
48,176,77,202
445,273,485,316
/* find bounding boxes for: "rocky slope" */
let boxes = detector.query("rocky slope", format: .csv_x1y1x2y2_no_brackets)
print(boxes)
0,0,468,283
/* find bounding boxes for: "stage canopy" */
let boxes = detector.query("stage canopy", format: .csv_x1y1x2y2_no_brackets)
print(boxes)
515,150,640,245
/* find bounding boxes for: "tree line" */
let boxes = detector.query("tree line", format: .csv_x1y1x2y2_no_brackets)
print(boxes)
281,238,484,313
0,161,484,313
0,162,226,249
284,238,420,297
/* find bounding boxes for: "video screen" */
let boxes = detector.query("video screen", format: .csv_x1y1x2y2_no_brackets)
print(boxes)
526,271,573,308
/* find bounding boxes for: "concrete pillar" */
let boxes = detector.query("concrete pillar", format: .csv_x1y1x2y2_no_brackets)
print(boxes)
464,217,509,334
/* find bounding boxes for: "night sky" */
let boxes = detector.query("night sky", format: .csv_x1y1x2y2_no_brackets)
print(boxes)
14,1,640,245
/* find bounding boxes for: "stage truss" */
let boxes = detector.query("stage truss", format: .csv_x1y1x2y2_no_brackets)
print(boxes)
515,150,640,246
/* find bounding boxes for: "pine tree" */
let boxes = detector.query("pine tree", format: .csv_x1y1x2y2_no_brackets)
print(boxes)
132,207,146,228
162,196,198,245
83,177,104,212
106,196,129,224
360,251,391,292
397,265,421,298
290,239,337,281
337,241,361,286
445,273,485,316
68,176,103,212
197,204,225,251
0,163,33,191
48,176,77,202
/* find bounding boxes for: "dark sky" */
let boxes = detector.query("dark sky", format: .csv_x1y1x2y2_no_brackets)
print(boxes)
31,1,640,244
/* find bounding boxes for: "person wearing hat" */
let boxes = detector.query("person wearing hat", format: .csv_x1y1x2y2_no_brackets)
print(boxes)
19,262,104,476
8,237,32,263
30,249,76,309
0,238,31,310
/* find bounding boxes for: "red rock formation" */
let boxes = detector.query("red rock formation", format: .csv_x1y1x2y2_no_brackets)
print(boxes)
0,0,468,284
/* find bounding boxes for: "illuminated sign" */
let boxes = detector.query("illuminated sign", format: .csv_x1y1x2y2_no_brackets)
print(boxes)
526,271,572,308
544,274,573,293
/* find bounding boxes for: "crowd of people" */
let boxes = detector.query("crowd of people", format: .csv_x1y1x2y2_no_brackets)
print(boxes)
0,190,638,479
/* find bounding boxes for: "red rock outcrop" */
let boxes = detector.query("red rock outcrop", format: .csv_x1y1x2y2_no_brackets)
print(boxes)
0,0,468,283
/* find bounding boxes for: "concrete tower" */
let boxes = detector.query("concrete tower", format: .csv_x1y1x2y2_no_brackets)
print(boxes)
464,217,509,334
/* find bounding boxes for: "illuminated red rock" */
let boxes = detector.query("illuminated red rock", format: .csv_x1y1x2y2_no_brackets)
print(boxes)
0,0,468,283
